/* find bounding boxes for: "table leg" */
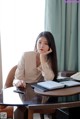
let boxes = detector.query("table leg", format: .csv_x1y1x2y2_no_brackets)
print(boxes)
28,109,33,119
14,106,28,119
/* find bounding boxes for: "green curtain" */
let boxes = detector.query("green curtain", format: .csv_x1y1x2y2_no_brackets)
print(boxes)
45,0,80,71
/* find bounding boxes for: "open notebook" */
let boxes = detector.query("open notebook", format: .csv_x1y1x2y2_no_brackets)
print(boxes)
60,80,80,87
31,81,65,92
32,80,80,92
37,81,65,90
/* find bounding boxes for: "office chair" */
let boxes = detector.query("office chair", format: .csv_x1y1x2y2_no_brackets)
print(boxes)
0,65,17,119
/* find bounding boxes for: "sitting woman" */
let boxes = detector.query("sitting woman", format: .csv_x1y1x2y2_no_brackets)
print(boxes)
13,31,58,119
13,31,58,89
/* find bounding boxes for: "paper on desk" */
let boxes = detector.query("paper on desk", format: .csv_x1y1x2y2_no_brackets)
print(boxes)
70,72,80,81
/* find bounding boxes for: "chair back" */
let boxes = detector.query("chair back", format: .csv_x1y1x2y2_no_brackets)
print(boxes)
4,65,17,88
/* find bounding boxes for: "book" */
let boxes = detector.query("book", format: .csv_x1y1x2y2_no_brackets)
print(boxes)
57,77,73,82
32,80,80,92
31,84,49,92
31,79,80,92
37,81,65,90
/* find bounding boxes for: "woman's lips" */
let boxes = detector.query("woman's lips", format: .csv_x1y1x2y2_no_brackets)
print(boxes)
39,49,45,53
40,49,43,51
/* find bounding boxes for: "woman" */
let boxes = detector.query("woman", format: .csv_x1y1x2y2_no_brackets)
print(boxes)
13,31,58,88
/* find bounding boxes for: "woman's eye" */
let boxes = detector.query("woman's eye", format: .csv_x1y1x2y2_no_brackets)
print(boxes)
45,43,48,45
39,41,41,44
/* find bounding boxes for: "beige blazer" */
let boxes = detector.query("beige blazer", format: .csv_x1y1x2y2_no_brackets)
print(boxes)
14,51,55,83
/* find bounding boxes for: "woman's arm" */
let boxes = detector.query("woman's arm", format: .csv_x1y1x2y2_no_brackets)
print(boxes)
15,53,25,80
41,61,55,81
40,52,55,80
13,53,26,88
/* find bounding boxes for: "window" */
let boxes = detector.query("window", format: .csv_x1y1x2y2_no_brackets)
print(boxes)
1,0,45,86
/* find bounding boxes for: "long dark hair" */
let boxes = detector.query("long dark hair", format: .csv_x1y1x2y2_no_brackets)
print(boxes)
35,31,58,80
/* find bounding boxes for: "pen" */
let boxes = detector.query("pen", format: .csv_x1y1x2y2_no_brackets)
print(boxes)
13,89,25,94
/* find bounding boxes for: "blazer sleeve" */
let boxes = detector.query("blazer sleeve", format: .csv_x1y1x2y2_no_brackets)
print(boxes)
40,61,55,81
14,53,25,80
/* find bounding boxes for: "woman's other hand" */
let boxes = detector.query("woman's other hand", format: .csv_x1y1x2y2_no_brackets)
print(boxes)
14,80,26,88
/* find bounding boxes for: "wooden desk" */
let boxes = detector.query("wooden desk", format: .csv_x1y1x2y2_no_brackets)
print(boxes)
34,85,80,119
0,84,80,119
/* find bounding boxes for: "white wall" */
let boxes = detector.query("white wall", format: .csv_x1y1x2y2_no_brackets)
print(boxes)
0,0,3,89
0,36,3,89
1,0,45,86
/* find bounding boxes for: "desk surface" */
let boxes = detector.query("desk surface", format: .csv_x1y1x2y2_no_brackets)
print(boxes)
0,84,42,106
0,84,80,109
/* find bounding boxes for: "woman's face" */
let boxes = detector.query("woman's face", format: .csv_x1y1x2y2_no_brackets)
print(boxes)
37,37,49,54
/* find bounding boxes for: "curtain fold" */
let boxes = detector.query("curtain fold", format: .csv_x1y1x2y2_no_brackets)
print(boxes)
45,0,80,71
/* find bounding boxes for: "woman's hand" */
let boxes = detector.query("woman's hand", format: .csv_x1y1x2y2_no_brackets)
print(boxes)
40,48,52,62
15,80,26,88
40,48,52,56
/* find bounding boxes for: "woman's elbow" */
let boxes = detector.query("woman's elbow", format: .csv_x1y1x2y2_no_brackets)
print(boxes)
44,74,55,81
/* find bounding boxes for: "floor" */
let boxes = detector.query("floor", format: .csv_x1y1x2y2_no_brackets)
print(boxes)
33,114,49,119
7,114,49,119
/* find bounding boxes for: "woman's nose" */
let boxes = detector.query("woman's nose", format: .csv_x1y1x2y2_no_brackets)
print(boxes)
40,44,44,48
